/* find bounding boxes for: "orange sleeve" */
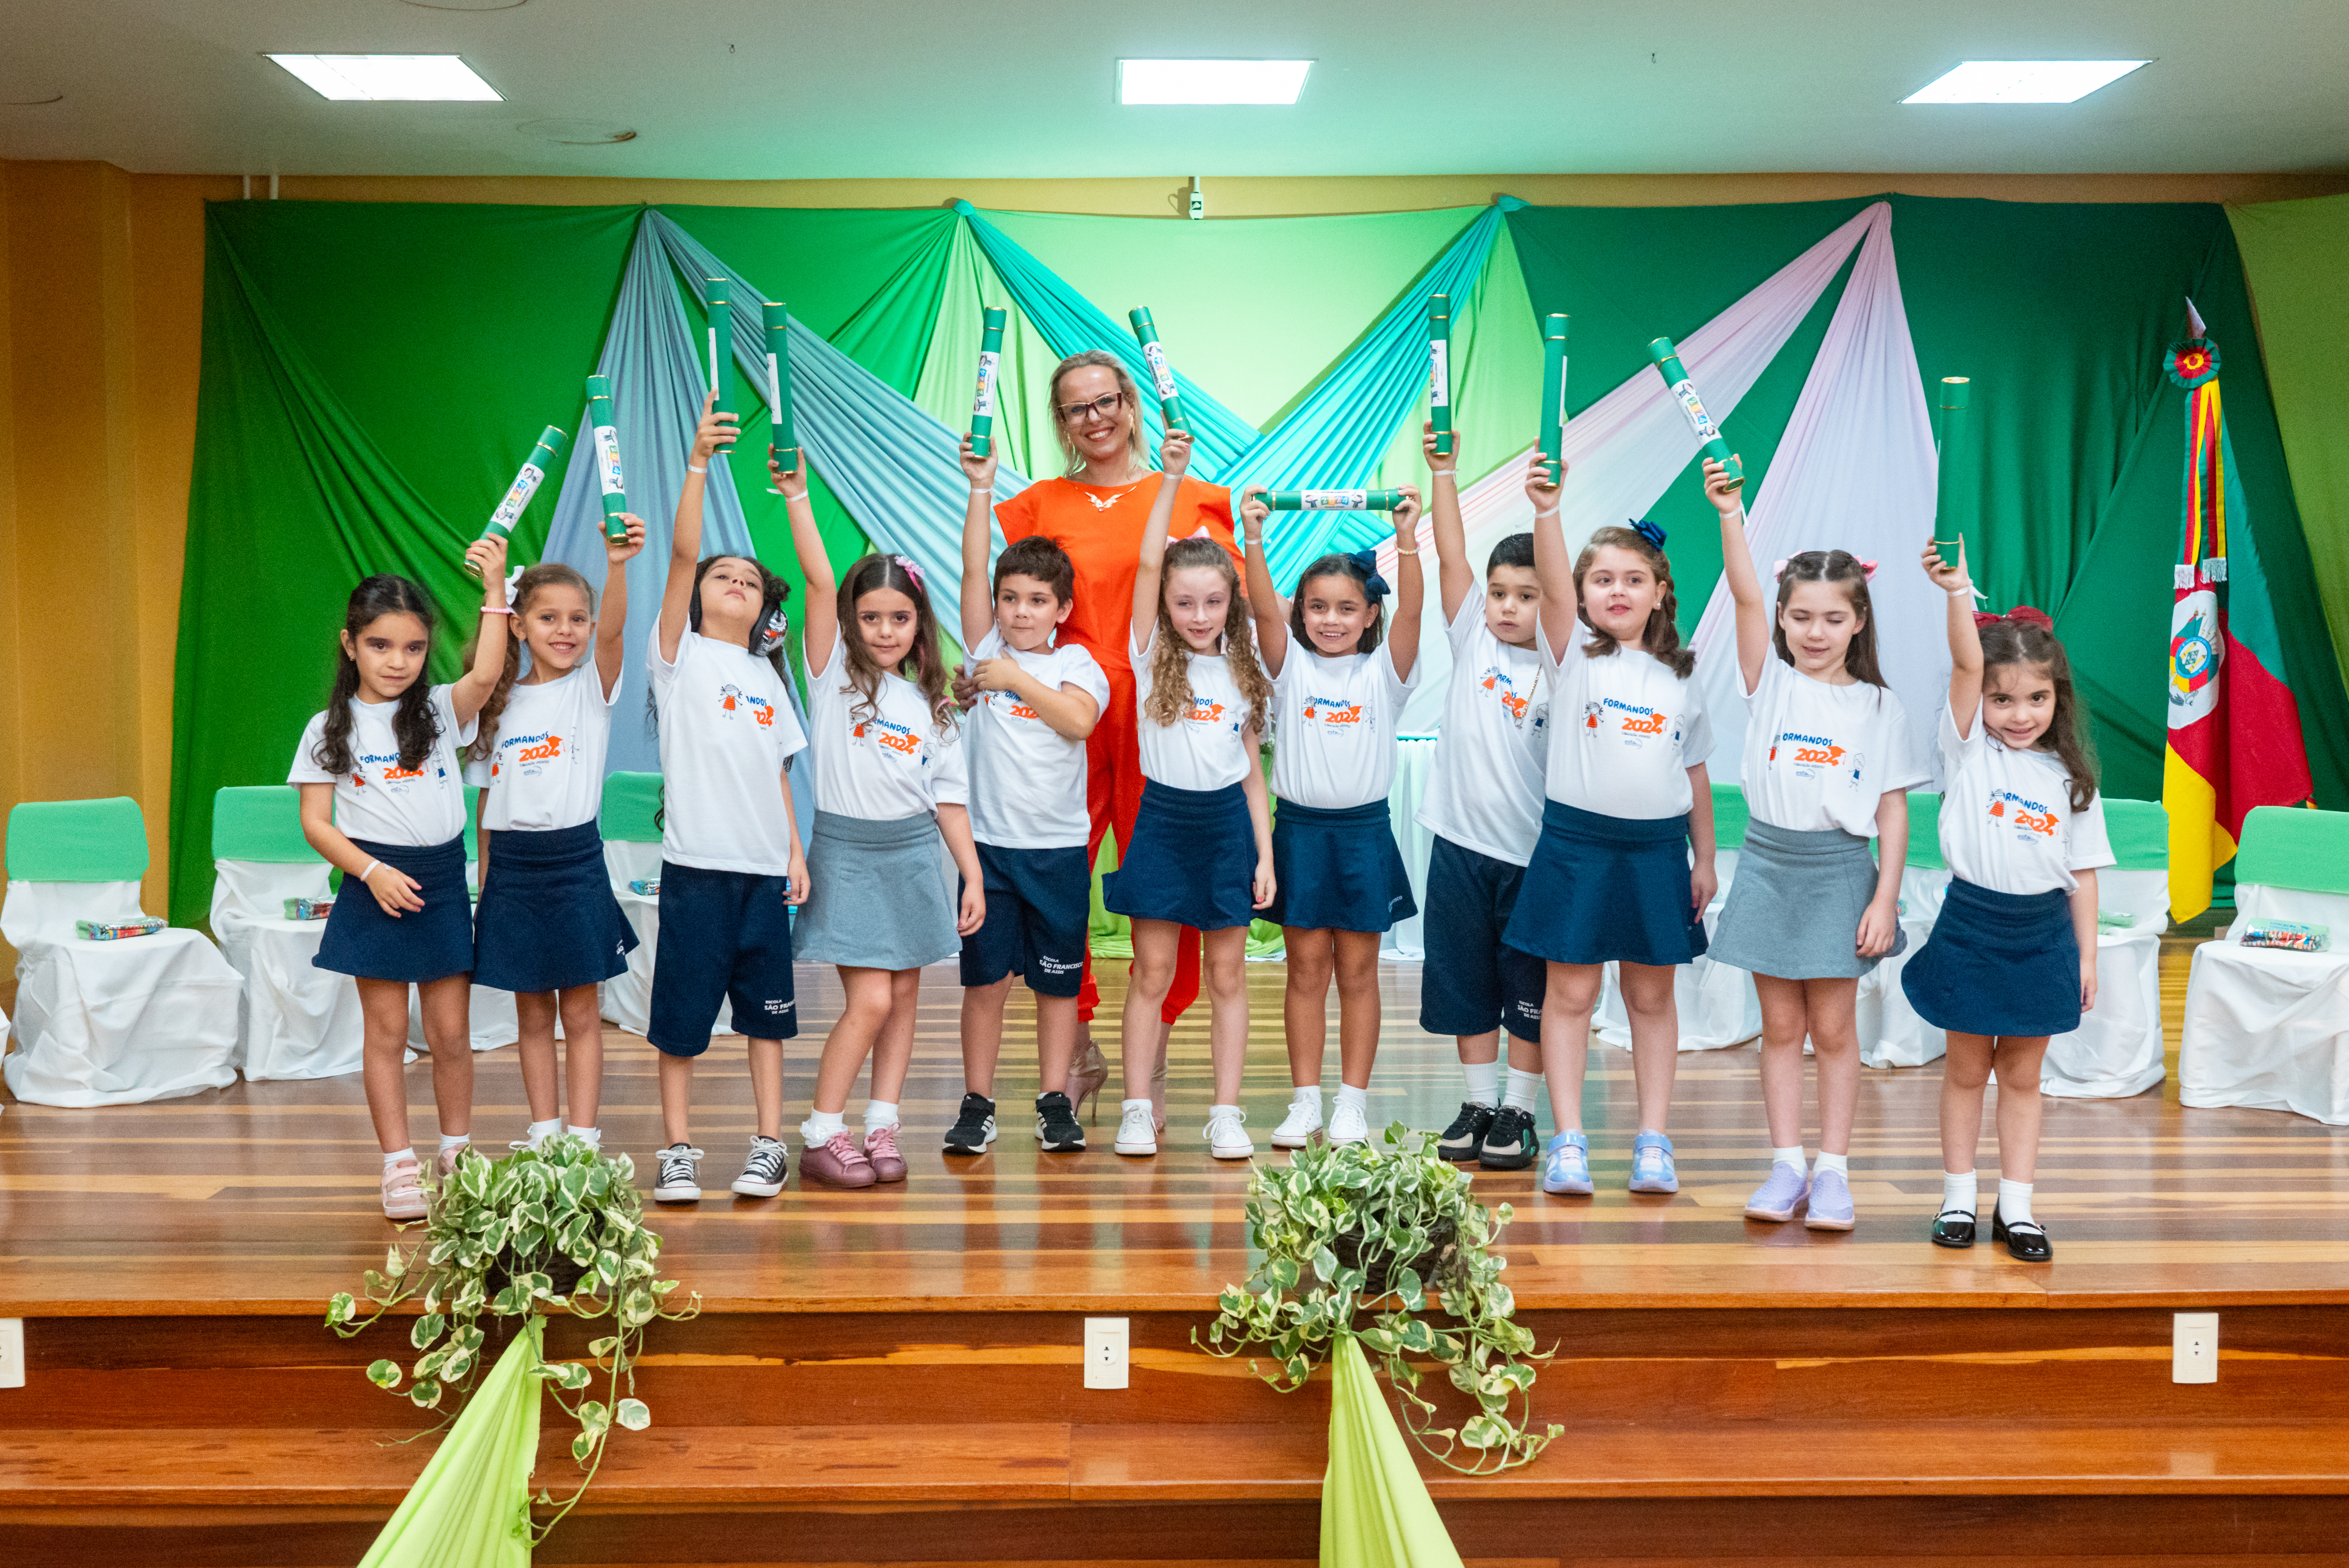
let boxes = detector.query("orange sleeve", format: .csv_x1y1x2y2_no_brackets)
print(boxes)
995,481,1043,543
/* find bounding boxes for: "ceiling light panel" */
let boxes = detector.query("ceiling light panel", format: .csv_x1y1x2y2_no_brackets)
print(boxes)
1118,59,1311,105
266,54,503,102
1903,60,2149,105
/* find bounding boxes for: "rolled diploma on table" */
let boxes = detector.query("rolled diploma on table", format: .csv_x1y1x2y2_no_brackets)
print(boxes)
1536,314,1569,483
1265,489,1406,512
1648,336,1742,489
1128,306,1189,437
706,276,733,458
1428,295,1454,458
586,376,629,542
763,302,798,491
970,306,1007,460
473,423,569,573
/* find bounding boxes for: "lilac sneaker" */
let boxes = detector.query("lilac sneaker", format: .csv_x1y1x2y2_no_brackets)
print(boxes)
1540,1131,1593,1195
1628,1131,1678,1194
1804,1167,1856,1231
1744,1161,1810,1223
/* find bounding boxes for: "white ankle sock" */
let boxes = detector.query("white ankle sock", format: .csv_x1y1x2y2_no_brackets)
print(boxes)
567,1125,601,1149
1208,1102,1242,1121
1813,1151,1850,1177
1771,1144,1806,1170
1942,1171,1978,1217
525,1118,562,1146
863,1099,901,1132
1461,1060,1500,1106
1335,1084,1368,1115
1288,1084,1322,1111
1503,1067,1542,1113
801,1110,846,1142
1998,1177,2034,1226
382,1148,413,1174
438,1133,469,1154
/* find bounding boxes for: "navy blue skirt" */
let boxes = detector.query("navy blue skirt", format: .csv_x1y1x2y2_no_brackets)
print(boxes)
1103,780,1257,931
315,834,475,985
473,818,638,994
1901,877,2082,1039
1265,797,1418,934
1502,800,1706,967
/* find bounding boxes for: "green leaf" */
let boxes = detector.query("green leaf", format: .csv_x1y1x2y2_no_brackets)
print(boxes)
571,1431,597,1463
587,1335,620,1360
1460,1415,1505,1449
325,1293,356,1326
409,1378,443,1410
615,1398,650,1431
409,1312,446,1350
1312,1246,1340,1282
366,1359,403,1389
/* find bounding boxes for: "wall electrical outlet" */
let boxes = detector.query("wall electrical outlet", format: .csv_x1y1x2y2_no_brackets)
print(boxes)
0,1319,23,1389
2173,1311,2218,1384
1084,1316,1129,1389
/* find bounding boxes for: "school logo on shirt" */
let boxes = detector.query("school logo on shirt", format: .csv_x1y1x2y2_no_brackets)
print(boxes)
495,730,566,780
1185,697,1234,730
1770,729,1859,782
1479,666,1535,726
1585,699,1677,746
1301,695,1366,727
1987,789,2061,838
355,749,438,786
853,715,927,760
717,685,775,727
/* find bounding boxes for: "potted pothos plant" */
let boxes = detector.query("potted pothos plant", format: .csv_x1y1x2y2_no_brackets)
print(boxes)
1198,1125,1559,1473
326,1137,700,1537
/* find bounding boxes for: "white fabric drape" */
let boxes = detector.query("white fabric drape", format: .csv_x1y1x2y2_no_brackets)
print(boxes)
210,858,372,1081
2043,867,2171,1099
2180,884,2349,1125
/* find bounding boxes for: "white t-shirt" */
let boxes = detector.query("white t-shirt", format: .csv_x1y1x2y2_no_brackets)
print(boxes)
1131,633,1254,792
647,624,807,876
1417,598,1550,866
1741,658,1928,838
1270,645,1417,810
965,627,1110,850
1937,698,2115,895
288,684,476,848
463,662,622,832
1538,620,1713,820
804,629,969,821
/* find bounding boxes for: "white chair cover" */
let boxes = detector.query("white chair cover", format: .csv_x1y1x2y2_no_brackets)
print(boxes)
1,880,240,1106
1857,866,1951,1068
2180,883,2349,1126
210,858,374,1081
600,840,728,1037
2043,866,2169,1099
403,858,517,1053
1594,849,1762,1052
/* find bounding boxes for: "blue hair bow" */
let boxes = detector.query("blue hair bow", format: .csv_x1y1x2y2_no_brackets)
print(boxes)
1346,547,1392,602
1629,519,1668,551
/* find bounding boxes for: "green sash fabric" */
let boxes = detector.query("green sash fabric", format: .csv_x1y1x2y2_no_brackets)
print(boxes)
1320,1335,1464,1568
357,1316,542,1568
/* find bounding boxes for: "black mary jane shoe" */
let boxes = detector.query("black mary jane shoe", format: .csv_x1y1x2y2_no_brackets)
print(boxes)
1991,1207,2053,1263
1930,1209,1977,1249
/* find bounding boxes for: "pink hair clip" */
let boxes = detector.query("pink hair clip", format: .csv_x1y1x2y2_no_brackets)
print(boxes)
1770,558,1789,581
1858,558,1880,581
892,554,926,589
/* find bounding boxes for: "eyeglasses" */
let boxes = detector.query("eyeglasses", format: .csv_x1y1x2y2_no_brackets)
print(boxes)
1057,391,1126,424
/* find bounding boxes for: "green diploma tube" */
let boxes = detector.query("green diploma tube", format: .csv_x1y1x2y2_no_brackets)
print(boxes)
473,423,569,573
971,306,1007,460
1933,375,1973,545
1429,294,1454,459
706,277,733,457
762,302,798,494
1128,306,1189,437
586,375,629,543
1537,314,1569,482
1648,336,1743,490
1265,489,1406,512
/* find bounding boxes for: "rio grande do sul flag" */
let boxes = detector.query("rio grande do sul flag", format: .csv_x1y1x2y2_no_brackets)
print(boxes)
2163,322,2315,921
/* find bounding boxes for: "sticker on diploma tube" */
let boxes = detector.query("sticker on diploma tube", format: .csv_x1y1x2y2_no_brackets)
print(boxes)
1142,341,1177,399
489,464,546,533
973,350,1000,418
594,426,624,496
1304,490,1368,510
1670,381,1718,441
1428,341,1451,408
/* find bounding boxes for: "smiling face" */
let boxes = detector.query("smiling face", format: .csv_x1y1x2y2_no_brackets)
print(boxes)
1484,565,1541,648
518,581,594,679
696,555,765,643
1777,578,1864,680
854,585,920,670
995,572,1071,654
1983,659,2058,750
1578,544,1663,645
1297,570,1375,656
1164,563,1231,653
1054,362,1137,473
342,611,431,705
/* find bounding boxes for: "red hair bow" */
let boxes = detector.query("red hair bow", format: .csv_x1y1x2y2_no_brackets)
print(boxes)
1973,605,2054,632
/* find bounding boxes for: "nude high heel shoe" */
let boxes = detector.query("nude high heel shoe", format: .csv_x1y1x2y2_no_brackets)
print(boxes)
1068,1030,1111,1125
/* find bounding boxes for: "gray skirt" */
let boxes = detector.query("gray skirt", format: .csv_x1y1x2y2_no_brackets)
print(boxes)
1707,819,1906,980
793,809,960,971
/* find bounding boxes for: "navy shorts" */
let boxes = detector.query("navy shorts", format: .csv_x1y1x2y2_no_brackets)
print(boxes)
1418,835,1545,1044
960,841,1091,998
647,860,798,1055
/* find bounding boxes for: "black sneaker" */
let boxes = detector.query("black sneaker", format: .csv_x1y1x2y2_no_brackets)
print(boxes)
1035,1091,1086,1152
1436,1101,1497,1162
1478,1107,1537,1170
730,1135,788,1198
942,1092,997,1155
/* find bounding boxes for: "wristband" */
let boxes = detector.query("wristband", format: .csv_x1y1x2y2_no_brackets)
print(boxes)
971,488,993,497
687,462,708,475
358,859,381,885
1533,505,1560,519
481,606,513,615
1948,585,1974,599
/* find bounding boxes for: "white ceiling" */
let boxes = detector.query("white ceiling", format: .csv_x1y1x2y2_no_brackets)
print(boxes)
2,0,2345,179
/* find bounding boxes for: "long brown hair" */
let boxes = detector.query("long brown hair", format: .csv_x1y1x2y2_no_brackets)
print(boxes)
1144,537,1272,734
313,574,441,777
1048,350,1148,478
466,562,594,763
835,553,954,733
1980,617,2100,812
1573,526,1694,679
1773,549,1886,687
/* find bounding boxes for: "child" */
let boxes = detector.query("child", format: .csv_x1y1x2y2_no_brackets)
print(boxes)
950,433,1110,1154
1240,484,1424,1148
645,400,810,1204
1908,541,2110,1262
1413,423,1553,1168
1101,428,1276,1160
466,514,649,1156
1702,458,1925,1232
291,541,510,1220
782,458,984,1190
1510,454,1716,1195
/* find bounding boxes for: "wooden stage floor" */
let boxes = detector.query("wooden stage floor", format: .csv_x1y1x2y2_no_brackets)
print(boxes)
4,939,2345,1317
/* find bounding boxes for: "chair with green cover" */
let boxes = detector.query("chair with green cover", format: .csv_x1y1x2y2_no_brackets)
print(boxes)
2043,798,2169,1099
2181,806,2349,1125
1595,782,1763,1052
1856,791,1953,1069
2,796,240,1106
210,784,367,1081
403,784,518,1056
596,773,719,1036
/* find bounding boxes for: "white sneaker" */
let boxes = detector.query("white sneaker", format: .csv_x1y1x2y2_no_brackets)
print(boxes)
1270,1095,1321,1150
1205,1109,1254,1161
1112,1102,1158,1157
1327,1100,1370,1145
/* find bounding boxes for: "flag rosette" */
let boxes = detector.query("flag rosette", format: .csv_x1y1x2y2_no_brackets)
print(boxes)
2165,338,2220,389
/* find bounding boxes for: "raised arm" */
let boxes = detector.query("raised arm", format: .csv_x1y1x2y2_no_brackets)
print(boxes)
774,444,836,676
1922,537,1983,738
1237,486,1288,677
958,434,999,652
659,397,736,664
1425,421,1472,621
450,531,510,725
1526,453,1579,654
594,513,647,699
1708,456,1769,694
1129,429,1194,657
1386,485,1425,682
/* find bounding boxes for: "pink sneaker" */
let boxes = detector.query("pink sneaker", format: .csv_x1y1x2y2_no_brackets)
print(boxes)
863,1122,907,1183
799,1131,877,1190
382,1157,426,1221
435,1142,471,1181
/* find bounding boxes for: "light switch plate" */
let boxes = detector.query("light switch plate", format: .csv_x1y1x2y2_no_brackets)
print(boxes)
2173,1311,2218,1384
1084,1316,1129,1390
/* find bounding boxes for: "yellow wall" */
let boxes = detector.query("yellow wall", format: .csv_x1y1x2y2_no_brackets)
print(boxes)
0,159,2343,999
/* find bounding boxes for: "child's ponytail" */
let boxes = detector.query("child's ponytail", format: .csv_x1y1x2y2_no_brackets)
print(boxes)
315,574,442,777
